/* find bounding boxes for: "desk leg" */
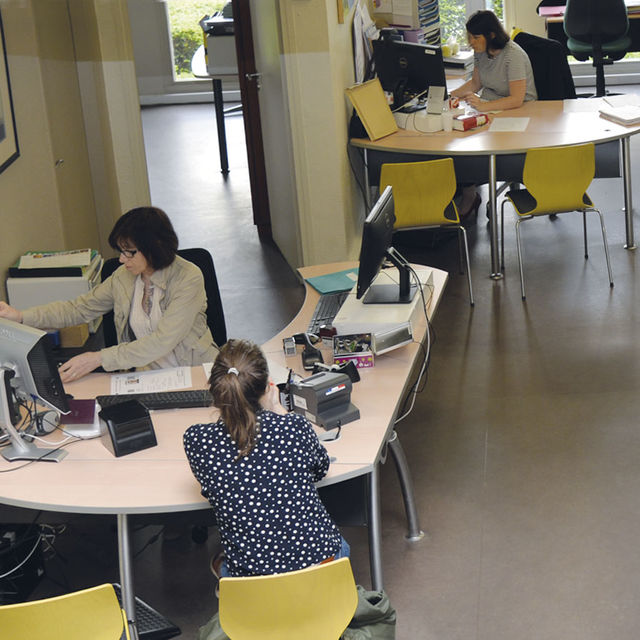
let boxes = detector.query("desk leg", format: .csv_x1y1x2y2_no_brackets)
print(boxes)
117,513,139,640
212,78,229,175
622,137,635,250
363,148,371,210
488,154,503,279
388,431,424,541
367,466,384,591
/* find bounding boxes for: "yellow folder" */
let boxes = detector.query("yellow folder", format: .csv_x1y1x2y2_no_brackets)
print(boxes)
346,78,398,141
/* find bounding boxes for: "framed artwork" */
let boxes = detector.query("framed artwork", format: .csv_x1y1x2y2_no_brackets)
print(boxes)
0,9,19,174
337,0,357,24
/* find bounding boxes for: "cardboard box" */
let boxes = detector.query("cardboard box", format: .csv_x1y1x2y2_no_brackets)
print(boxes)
59,323,89,348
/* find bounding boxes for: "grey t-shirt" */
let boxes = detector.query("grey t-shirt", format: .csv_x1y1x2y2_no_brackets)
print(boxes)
474,39,537,102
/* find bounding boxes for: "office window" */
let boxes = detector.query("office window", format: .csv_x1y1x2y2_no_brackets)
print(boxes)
440,0,503,44
166,0,225,80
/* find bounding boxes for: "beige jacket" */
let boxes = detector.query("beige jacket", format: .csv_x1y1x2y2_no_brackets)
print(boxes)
22,255,219,372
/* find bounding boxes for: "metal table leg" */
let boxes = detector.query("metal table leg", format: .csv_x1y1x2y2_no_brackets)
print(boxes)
117,513,139,640
622,136,635,250
367,467,384,591
488,153,503,279
387,431,425,541
212,78,229,175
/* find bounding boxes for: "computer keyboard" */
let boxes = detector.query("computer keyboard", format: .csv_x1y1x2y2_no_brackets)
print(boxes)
96,389,212,411
307,291,349,334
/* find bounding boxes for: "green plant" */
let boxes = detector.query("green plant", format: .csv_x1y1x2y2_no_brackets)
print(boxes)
167,0,226,79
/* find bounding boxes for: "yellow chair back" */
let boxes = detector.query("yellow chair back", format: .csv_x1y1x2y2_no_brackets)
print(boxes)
0,583,130,640
219,557,358,640
521,143,595,215
379,158,459,228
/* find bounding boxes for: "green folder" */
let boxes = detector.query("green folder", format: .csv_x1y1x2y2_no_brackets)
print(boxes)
305,268,358,294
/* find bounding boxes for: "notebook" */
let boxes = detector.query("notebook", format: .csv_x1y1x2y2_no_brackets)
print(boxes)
599,105,640,126
345,78,398,141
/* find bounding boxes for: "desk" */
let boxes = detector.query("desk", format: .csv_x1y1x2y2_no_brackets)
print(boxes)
191,45,242,175
0,261,447,639
351,99,640,279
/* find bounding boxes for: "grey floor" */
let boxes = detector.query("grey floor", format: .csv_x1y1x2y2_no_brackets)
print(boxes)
7,88,640,639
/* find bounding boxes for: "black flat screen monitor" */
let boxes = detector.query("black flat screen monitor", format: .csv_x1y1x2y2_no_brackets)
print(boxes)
356,186,416,304
0,318,69,462
372,38,447,108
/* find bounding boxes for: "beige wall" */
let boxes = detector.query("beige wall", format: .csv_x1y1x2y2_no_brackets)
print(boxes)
0,0,149,301
504,0,547,37
277,0,364,267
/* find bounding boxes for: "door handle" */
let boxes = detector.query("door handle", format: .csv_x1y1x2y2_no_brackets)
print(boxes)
245,72,262,89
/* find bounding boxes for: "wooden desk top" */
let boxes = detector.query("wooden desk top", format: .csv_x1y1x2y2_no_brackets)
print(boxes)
0,263,447,515
351,99,640,157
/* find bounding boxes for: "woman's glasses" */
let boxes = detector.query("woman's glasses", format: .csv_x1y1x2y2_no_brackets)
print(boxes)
119,248,138,259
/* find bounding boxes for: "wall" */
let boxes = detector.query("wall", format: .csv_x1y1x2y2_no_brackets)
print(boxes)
0,0,149,301
504,0,546,37
0,1,66,299
276,0,365,267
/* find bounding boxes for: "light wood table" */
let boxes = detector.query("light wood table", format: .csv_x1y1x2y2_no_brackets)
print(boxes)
0,262,447,638
351,99,640,279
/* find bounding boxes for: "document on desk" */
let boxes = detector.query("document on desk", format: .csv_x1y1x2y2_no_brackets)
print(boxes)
488,117,529,132
305,268,358,294
563,99,604,113
110,367,192,395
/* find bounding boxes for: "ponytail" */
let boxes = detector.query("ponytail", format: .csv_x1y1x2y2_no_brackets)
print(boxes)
209,339,269,458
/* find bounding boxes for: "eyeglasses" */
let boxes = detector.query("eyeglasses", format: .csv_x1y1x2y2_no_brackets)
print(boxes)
119,248,138,259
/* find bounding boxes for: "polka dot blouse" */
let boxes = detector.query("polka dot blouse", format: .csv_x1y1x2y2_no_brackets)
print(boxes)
183,410,342,577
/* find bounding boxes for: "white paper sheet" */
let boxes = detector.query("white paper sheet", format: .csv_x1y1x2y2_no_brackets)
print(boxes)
19,248,92,269
563,98,605,112
110,366,192,395
489,117,530,132
604,93,640,108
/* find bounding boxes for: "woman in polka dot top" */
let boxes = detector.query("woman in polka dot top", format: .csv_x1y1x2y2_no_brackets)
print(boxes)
183,338,349,578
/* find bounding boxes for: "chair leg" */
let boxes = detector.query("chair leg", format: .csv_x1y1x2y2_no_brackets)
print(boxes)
457,228,465,275
594,209,614,288
457,225,475,306
515,218,526,300
583,211,589,259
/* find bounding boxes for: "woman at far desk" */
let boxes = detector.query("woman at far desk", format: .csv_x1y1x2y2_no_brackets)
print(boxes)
184,339,349,582
0,206,218,382
450,10,537,112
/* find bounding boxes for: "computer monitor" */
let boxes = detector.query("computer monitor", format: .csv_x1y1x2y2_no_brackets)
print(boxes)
0,318,69,462
356,186,416,304
372,38,447,108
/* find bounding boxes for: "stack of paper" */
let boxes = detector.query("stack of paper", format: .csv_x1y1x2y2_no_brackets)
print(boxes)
599,105,640,126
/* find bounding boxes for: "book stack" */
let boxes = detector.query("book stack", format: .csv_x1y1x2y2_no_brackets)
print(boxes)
9,248,102,279
418,0,441,46
598,105,640,126
443,50,474,79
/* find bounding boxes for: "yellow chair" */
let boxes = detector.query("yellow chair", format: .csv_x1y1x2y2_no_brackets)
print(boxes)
219,557,358,640
379,158,474,305
500,142,614,300
0,583,130,639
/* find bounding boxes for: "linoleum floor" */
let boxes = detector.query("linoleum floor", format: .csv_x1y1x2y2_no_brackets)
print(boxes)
11,95,640,639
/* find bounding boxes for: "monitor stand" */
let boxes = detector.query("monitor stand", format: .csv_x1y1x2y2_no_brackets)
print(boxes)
0,369,67,463
363,248,417,304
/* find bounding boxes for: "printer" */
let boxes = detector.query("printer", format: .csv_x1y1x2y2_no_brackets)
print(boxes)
290,371,359,430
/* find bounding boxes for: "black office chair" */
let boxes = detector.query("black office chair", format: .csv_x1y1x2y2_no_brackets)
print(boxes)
563,0,630,97
513,30,576,100
100,247,227,348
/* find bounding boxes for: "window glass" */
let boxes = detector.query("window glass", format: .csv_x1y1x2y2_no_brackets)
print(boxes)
166,0,226,80
439,0,503,47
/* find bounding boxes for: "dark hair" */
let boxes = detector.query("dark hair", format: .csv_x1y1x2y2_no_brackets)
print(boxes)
466,10,509,51
209,339,269,459
108,206,178,270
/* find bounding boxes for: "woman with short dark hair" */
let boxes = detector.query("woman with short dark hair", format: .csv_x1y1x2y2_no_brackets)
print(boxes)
450,10,537,111
0,206,218,381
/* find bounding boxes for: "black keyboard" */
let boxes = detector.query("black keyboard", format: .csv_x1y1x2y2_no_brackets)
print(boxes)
307,291,349,334
96,389,212,411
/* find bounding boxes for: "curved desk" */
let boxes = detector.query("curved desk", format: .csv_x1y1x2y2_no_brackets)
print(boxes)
0,262,447,639
351,99,640,278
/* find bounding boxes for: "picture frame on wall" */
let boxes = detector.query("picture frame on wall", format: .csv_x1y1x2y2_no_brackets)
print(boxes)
0,9,19,175
338,0,357,24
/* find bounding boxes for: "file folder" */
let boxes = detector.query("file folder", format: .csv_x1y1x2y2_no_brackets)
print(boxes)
346,78,398,141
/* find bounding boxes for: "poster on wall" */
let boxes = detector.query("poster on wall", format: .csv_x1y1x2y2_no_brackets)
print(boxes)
0,9,19,175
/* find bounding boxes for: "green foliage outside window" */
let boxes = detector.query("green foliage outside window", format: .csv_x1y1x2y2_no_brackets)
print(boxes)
167,0,225,79
439,0,504,47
